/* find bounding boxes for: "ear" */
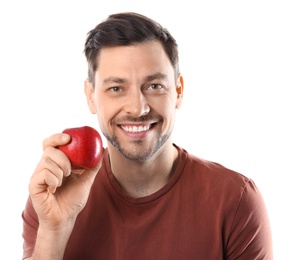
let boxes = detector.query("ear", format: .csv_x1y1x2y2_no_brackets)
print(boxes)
176,75,184,109
84,78,97,114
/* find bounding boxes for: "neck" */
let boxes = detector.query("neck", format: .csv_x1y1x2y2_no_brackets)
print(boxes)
107,142,179,198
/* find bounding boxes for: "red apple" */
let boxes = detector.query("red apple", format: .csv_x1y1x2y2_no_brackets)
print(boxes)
58,126,103,170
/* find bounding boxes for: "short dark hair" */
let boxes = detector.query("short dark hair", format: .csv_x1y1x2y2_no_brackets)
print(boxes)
84,12,179,84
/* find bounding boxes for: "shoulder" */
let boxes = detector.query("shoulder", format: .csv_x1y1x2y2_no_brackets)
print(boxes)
174,145,273,257
176,144,250,186
174,144,263,209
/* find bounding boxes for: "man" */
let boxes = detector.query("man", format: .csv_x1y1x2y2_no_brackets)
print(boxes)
22,12,273,259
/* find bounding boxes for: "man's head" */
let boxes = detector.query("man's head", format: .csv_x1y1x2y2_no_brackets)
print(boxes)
84,12,184,162
84,12,179,85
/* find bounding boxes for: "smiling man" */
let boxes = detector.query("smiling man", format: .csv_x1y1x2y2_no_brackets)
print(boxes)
86,42,181,164
22,12,273,260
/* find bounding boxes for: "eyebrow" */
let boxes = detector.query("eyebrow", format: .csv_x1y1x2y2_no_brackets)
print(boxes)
103,77,126,85
144,73,168,82
102,73,168,85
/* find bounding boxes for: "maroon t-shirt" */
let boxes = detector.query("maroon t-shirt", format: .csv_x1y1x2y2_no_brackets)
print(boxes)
22,145,273,259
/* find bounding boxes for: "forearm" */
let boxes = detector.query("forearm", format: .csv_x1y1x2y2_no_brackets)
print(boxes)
31,221,75,260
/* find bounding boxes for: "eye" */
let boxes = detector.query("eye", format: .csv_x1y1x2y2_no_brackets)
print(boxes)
109,86,122,92
148,84,163,90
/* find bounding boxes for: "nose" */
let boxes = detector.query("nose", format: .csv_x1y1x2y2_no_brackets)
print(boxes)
123,89,150,117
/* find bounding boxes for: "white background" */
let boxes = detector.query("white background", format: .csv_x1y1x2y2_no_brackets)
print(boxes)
0,1,293,259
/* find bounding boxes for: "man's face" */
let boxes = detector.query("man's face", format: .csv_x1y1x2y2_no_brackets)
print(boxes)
85,40,183,162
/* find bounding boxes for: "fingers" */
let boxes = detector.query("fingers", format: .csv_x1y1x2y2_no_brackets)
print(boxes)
30,146,71,195
30,135,105,197
42,133,71,151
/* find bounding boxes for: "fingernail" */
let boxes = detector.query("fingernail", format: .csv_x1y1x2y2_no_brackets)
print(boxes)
62,134,70,142
66,168,71,176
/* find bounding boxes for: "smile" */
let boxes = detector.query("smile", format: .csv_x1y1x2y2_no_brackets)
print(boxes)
121,125,151,133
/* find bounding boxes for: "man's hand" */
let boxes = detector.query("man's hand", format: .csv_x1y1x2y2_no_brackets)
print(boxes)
28,132,103,259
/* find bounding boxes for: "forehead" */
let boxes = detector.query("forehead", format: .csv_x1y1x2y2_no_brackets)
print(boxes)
98,41,171,69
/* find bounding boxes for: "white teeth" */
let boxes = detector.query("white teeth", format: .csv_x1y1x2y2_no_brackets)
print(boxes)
121,125,151,133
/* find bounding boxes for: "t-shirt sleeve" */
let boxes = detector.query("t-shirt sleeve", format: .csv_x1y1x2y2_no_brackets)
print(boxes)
225,179,273,260
21,196,39,259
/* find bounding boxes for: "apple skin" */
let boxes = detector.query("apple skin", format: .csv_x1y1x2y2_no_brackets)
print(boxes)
58,126,103,170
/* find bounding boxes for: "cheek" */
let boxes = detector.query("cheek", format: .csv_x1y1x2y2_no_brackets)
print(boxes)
95,97,119,126
151,96,177,120
95,104,108,122
152,93,178,111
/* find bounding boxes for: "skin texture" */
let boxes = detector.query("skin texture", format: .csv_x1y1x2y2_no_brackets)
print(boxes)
26,40,183,259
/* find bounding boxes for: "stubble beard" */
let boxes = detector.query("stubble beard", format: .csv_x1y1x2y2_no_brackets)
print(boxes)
103,130,172,163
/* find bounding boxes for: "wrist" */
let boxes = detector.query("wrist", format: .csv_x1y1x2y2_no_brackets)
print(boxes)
32,220,76,259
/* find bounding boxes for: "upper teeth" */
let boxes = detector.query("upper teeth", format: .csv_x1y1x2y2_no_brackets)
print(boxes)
121,125,150,133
